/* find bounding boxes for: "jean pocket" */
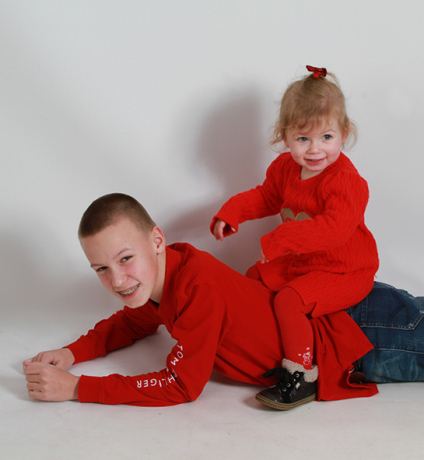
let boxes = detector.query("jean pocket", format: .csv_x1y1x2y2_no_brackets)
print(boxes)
348,282,424,330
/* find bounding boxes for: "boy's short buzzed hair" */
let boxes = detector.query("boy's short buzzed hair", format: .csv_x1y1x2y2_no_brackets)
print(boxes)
78,193,156,238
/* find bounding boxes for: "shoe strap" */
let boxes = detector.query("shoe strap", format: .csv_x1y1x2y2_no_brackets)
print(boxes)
263,367,304,389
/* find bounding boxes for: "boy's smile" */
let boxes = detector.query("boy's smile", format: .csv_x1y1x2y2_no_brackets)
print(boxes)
80,217,166,307
284,119,348,180
119,284,141,297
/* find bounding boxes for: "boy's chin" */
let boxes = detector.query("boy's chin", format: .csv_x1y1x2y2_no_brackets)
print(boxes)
122,294,150,308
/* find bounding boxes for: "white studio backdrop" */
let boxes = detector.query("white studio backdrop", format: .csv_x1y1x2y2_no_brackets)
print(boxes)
1,0,424,337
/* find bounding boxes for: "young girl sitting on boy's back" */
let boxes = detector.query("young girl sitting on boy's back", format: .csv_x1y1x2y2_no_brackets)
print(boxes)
211,66,379,410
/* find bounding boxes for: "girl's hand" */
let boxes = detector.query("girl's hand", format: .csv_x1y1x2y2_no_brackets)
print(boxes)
213,219,236,241
260,250,269,264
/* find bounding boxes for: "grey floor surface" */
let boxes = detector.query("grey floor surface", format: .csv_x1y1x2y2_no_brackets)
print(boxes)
2,322,424,460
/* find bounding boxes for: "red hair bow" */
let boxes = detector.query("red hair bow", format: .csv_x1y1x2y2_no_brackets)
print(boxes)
306,65,327,79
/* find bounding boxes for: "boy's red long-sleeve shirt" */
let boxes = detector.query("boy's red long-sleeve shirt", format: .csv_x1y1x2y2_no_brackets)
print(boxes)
211,152,379,316
67,243,377,406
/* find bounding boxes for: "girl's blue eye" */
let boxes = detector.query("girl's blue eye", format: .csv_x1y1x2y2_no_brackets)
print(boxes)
96,267,107,273
122,256,132,262
323,134,332,140
298,137,308,142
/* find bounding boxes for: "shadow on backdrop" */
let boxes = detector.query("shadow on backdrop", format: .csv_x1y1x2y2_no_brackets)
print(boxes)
165,88,280,275
0,217,121,340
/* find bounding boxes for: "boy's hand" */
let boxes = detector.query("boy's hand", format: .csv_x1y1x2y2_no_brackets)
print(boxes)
213,219,236,241
24,362,79,402
23,348,75,370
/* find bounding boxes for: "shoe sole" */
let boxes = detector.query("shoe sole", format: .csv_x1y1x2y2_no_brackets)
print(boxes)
255,392,316,411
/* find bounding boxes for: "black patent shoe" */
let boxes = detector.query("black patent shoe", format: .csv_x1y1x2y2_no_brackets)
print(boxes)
256,365,317,411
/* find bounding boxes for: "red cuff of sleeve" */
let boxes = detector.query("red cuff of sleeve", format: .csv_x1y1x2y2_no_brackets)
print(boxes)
65,339,93,364
78,375,102,403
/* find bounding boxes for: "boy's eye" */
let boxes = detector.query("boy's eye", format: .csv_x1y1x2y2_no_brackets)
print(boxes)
298,136,308,142
323,134,332,140
122,256,132,263
96,266,107,273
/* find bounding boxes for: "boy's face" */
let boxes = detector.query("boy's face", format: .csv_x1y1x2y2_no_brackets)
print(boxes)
80,217,166,307
284,118,348,180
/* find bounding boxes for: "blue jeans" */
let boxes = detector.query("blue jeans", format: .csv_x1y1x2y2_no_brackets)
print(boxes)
347,281,424,383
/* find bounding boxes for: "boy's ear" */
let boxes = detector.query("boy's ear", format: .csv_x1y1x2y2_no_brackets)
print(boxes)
151,226,166,254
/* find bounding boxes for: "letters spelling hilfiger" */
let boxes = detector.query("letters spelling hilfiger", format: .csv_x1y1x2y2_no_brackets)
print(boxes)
136,344,183,389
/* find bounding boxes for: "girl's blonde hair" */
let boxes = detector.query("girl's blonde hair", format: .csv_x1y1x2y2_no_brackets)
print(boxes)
271,70,357,149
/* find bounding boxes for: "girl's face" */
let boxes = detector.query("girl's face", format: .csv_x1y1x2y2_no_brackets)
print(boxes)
284,119,348,180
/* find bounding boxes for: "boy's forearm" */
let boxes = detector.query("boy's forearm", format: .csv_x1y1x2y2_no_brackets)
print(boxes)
67,307,161,364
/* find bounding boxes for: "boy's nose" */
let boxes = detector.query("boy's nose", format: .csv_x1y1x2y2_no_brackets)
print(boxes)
111,269,126,287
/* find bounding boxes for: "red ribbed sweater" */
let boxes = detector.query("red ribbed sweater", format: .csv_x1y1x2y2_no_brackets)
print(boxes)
211,152,379,316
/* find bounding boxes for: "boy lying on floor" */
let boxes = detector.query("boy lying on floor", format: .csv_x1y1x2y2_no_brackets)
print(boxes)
23,193,424,407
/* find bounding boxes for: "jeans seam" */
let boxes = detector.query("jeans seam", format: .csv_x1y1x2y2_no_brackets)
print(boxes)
359,312,424,330
370,347,424,353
